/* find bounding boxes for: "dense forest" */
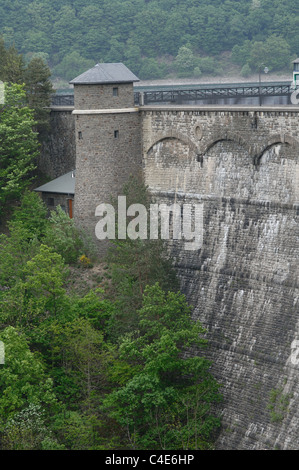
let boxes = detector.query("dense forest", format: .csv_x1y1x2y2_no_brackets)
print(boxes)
0,0,297,83
0,183,222,450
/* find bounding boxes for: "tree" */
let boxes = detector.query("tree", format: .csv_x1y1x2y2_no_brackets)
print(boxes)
53,51,94,82
24,56,54,135
2,403,63,450
0,244,68,330
241,63,252,77
139,58,166,80
0,191,48,293
9,190,48,240
248,36,292,72
231,40,252,66
174,45,197,77
0,83,39,218
0,43,25,84
0,37,7,79
42,205,84,264
0,326,57,424
47,318,112,408
103,283,222,450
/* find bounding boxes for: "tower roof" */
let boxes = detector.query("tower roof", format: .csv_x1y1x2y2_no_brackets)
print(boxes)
69,63,139,85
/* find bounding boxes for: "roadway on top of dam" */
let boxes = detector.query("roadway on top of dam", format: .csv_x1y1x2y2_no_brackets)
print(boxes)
51,80,295,107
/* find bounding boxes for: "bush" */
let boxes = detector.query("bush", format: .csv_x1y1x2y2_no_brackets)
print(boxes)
241,63,252,77
193,66,202,77
9,191,48,240
42,206,83,264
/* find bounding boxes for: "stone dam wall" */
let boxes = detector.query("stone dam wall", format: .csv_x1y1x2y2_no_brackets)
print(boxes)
141,106,299,449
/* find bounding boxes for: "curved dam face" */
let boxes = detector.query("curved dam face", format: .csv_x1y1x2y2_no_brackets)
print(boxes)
142,106,299,449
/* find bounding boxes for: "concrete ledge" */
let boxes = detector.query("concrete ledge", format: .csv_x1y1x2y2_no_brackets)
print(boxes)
150,189,299,210
50,106,74,111
72,107,139,115
140,105,299,113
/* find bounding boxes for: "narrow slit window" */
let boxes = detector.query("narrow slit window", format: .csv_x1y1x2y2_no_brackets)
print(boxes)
114,130,119,139
78,131,82,139
113,87,118,96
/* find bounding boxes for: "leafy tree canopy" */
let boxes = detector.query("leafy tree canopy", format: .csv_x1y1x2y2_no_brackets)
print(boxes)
0,0,296,81
0,83,39,218
103,283,222,450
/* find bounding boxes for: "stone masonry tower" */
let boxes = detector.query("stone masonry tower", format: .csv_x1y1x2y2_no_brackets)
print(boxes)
70,63,142,255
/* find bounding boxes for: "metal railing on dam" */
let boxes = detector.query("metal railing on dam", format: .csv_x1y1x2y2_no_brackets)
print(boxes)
51,81,295,107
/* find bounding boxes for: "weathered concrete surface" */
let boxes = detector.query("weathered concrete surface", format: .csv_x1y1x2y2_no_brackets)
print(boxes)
142,106,299,449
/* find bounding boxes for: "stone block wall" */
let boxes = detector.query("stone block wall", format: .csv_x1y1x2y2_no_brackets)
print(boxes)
74,83,135,110
73,109,142,254
39,191,73,217
141,105,299,449
39,108,75,179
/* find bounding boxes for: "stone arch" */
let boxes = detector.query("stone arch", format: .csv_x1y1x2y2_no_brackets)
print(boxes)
145,131,199,156
254,134,299,166
198,131,253,160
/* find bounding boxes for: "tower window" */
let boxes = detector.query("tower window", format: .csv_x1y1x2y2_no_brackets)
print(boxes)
114,130,119,138
48,197,54,206
113,87,119,96
78,131,82,139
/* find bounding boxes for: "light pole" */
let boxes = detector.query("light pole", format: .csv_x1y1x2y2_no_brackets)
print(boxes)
258,65,269,106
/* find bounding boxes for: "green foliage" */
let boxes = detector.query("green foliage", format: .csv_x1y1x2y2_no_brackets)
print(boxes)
24,56,54,135
267,387,292,423
231,40,253,66
52,51,95,82
9,191,48,240
103,283,222,450
174,45,197,77
51,410,102,450
0,39,54,138
34,317,113,405
0,327,57,423
0,39,25,84
0,244,68,330
249,35,292,72
1,0,296,81
0,223,39,290
193,67,202,78
0,178,222,450
0,83,39,216
0,192,48,290
199,57,222,75
42,205,84,264
139,58,166,80
106,177,179,339
241,63,252,77
232,35,293,73
2,403,63,450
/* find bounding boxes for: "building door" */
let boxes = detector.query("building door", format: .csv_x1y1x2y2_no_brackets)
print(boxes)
68,199,73,218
